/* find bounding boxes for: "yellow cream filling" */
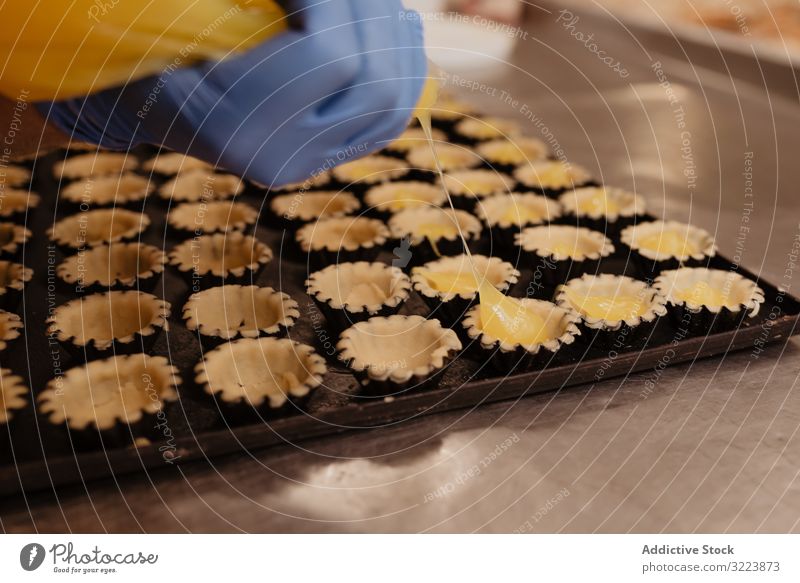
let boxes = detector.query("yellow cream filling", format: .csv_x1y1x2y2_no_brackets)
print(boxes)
566,291,647,321
577,191,621,215
673,281,734,309
500,204,545,225
418,269,480,295
418,222,457,240
638,231,698,257
478,284,551,345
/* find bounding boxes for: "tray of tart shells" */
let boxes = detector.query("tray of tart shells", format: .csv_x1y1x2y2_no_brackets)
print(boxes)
1,112,798,498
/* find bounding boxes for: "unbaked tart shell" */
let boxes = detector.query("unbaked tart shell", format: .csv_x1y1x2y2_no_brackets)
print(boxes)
158,170,244,202
168,201,258,233
168,232,273,279
0,189,41,218
196,337,327,409
48,291,170,352
49,208,150,248
54,152,138,179
0,311,22,351
270,190,360,223
183,285,300,341
364,182,446,214
331,156,410,185
142,152,212,175
0,222,30,256
0,369,28,424
514,160,594,192
38,354,180,431
57,242,166,289
1,165,31,188
60,173,155,206
296,217,390,254
337,314,462,388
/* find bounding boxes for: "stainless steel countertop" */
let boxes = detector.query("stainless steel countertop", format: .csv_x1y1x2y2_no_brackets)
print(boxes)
3,5,800,533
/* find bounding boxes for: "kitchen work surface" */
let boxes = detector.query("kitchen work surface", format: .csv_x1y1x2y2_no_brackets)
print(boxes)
3,6,800,533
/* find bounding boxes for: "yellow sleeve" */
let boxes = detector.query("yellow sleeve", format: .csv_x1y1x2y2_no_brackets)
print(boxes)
0,0,287,101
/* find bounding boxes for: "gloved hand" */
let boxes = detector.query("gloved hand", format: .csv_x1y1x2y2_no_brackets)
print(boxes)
38,0,427,187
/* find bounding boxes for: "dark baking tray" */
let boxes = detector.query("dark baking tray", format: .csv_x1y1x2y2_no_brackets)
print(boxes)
1,146,798,497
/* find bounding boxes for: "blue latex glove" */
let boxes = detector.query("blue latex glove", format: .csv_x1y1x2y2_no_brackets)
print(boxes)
38,0,427,187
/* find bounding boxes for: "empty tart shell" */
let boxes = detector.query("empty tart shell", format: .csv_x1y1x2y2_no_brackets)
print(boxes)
479,193,563,250
654,267,765,334
331,155,410,189
158,170,244,202
142,152,212,175
514,160,594,195
621,220,717,276
412,254,520,326
0,222,30,258
386,126,446,155
38,354,180,444
559,187,646,233
337,314,462,394
60,173,155,207
0,261,32,309
364,181,446,215
57,242,166,292
476,137,549,170
168,200,258,234
0,311,22,351
296,217,390,264
439,170,514,210
196,337,326,414
0,189,41,219
555,274,667,349
183,285,300,345
463,298,581,372
168,232,273,286
54,152,138,179
306,262,412,333
48,291,170,357
407,143,483,173
389,207,482,263
1,165,31,188
0,369,28,426
49,208,150,249
270,190,360,225
516,226,615,289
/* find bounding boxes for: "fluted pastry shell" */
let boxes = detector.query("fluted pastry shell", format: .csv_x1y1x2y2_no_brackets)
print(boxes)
158,170,244,202
57,243,166,288
0,369,28,424
168,232,273,278
514,160,593,191
168,201,258,233
49,209,150,248
332,155,409,185
296,217,390,253
476,137,549,166
306,262,411,313
60,173,155,206
389,207,482,246
516,225,614,261
479,193,562,228
270,190,360,222
142,152,213,175
54,152,138,179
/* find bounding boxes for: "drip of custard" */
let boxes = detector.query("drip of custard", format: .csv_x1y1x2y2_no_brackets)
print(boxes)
565,290,646,321
673,281,732,309
637,231,698,257
577,190,620,215
418,269,480,295
478,283,550,345
416,71,547,345
418,222,457,240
